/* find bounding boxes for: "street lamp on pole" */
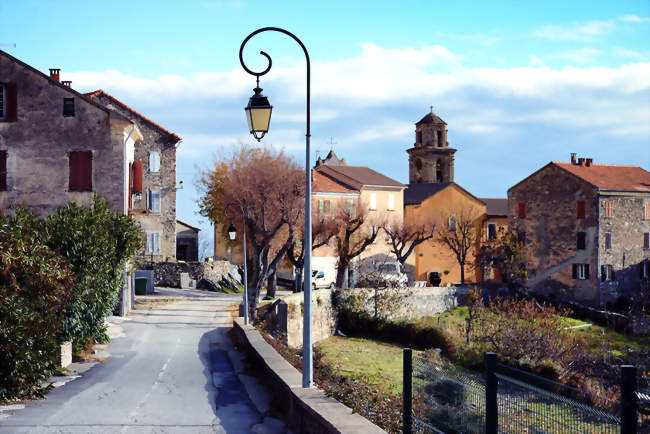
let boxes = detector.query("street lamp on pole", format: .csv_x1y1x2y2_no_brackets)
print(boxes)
224,202,249,325
239,27,313,388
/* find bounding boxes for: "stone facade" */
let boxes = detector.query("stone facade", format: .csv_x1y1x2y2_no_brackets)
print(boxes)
176,219,199,261
508,159,650,306
151,260,240,288
407,111,456,184
0,51,135,216
87,91,180,262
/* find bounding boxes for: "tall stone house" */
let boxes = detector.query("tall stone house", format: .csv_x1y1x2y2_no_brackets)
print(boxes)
0,50,144,314
86,90,182,262
404,110,507,285
508,154,650,306
312,151,406,283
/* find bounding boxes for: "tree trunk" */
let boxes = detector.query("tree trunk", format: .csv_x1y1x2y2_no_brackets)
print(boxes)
460,262,465,284
266,271,277,298
294,266,303,293
336,264,348,289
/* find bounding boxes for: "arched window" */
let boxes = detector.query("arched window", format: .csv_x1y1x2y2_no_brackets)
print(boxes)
415,158,422,171
436,160,443,182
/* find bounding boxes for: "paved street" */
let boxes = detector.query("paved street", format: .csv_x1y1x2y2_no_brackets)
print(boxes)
0,290,286,434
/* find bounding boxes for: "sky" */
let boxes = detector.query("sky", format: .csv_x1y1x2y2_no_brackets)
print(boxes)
2,0,649,257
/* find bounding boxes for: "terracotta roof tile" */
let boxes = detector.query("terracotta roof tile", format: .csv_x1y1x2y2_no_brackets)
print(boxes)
85,90,182,142
554,162,650,192
480,198,508,216
416,111,446,125
316,165,405,189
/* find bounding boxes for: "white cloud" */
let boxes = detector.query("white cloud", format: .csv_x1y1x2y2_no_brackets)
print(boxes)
551,48,601,64
619,14,650,23
534,19,615,41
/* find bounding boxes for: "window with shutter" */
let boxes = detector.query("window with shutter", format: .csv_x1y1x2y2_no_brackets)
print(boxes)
518,202,526,218
347,199,355,217
0,84,4,120
0,150,6,191
369,193,377,210
149,151,160,173
388,194,395,211
573,263,589,280
63,98,74,117
148,190,161,213
601,265,615,281
1,83,17,122
577,201,585,219
318,200,324,215
645,203,650,220
605,232,611,250
577,232,586,250
644,232,650,250
487,223,497,240
69,151,92,191
604,200,613,218
145,232,161,253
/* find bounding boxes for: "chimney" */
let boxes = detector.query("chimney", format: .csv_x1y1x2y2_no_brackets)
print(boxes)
585,158,593,167
61,81,72,87
49,68,60,82
570,153,577,165
578,158,585,166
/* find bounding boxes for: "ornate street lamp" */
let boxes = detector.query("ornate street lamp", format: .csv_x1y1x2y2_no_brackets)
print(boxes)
239,27,313,388
224,203,248,325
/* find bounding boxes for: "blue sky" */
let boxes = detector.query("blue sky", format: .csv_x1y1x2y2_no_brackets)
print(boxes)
3,0,649,256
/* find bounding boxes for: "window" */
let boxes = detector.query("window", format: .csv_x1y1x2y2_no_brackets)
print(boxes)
645,203,650,220
318,199,333,216
0,84,4,120
642,260,650,279
416,131,422,145
63,98,74,117
149,151,160,173
577,231,586,250
601,265,615,281
347,199,355,218
145,232,161,254
605,232,611,250
448,214,457,231
518,202,526,218
604,200,613,218
0,150,6,191
369,193,377,210
0,83,16,122
387,194,395,211
577,201,585,219
572,263,590,280
487,222,497,240
69,151,92,191
148,189,161,213
645,232,649,250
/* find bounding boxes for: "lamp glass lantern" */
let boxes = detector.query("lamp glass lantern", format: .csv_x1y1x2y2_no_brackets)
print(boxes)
227,224,237,241
244,86,273,141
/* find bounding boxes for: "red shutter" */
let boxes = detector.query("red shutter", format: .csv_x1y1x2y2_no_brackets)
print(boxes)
5,83,17,122
132,161,143,194
0,150,6,190
69,151,92,191
577,201,585,219
518,202,526,218
128,162,133,209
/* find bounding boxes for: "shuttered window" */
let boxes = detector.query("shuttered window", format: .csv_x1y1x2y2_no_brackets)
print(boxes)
0,150,6,191
644,203,650,220
347,199,355,218
69,151,92,191
0,84,4,120
601,265,615,281
0,83,17,122
149,151,160,173
388,194,395,211
518,202,526,218
145,232,161,253
577,201,585,219
604,200,613,218
605,232,611,250
572,263,590,280
577,231,586,250
63,98,74,117
369,193,377,210
644,232,650,250
148,189,161,213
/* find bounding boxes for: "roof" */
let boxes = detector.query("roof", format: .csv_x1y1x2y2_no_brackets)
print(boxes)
480,198,508,216
315,164,405,190
554,162,650,192
405,182,452,205
176,219,200,231
315,149,346,167
416,111,447,126
0,49,130,122
85,90,182,143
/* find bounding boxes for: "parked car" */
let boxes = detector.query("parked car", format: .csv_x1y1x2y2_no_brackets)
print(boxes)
312,269,336,289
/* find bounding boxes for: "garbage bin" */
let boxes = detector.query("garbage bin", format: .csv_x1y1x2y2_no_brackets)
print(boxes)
135,277,148,295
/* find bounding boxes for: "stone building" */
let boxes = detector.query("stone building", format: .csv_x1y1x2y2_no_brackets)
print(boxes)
508,154,650,306
407,110,456,184
86,90,182,262
0,50,142,216
176,219,200,262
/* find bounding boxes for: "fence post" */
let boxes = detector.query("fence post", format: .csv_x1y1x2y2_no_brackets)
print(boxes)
403,348,412,434
485,352,498,434
621,365,637,434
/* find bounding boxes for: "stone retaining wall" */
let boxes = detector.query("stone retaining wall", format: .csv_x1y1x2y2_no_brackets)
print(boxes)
151,260,237,287
232,318,386,434
271,286,459,348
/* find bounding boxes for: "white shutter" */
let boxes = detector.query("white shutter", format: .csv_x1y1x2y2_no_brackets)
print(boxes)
154,233,161,253
149,152,160,172
388,194,395,211
370,193,377,210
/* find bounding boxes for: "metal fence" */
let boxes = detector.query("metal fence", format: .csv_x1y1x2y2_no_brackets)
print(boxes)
404,350,645,434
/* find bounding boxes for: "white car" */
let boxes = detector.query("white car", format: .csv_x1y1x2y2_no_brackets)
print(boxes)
312,269,336,289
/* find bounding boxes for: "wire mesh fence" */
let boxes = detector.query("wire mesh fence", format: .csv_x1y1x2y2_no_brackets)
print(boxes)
412,356,485,433
496,364,620,433
407,351,644,433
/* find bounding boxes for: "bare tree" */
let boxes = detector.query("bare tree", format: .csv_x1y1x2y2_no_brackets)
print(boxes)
437,205,483,284
198,145,304,319
383,220,437,270
332,200,382,289
286,217,337,292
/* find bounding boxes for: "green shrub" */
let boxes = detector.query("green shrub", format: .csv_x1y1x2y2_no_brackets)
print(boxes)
46,193,142,345
0,209,76,400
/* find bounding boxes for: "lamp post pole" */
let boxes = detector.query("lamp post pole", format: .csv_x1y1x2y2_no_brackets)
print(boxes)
224,202,248,325
239,27,313,388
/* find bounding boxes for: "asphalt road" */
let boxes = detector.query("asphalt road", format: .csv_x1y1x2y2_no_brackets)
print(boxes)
0,290,286,434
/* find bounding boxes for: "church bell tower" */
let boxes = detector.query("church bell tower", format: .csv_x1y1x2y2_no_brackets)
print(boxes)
407,109,456,184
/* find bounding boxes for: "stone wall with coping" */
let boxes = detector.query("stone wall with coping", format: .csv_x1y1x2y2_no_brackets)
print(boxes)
151,260,238,287
272,286,459,348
